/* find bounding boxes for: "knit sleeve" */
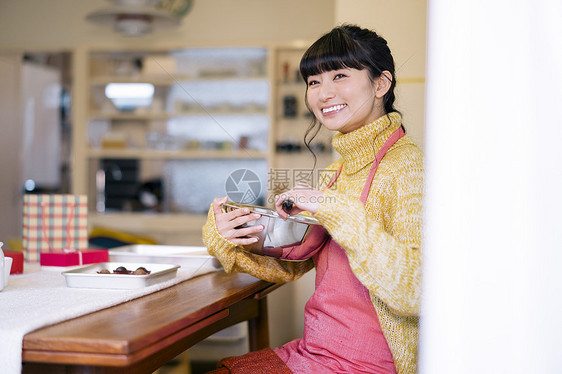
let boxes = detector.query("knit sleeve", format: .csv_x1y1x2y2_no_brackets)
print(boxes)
202,205,314,283
314,148,423,317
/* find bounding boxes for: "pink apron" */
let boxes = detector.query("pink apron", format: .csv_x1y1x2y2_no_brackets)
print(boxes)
275,127,405,373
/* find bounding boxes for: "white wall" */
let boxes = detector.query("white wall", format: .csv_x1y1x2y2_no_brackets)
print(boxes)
421,1,562,372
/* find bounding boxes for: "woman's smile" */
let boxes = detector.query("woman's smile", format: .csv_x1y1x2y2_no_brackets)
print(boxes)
322,104,347,115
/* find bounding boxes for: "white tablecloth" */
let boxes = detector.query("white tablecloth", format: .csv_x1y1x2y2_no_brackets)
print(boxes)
0,260,219,374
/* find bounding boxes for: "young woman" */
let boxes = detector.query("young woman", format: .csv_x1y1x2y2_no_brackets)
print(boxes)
203,24,423,374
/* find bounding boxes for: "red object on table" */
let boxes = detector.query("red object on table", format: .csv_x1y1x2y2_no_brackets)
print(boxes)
4,250,24,274
40,249,108,267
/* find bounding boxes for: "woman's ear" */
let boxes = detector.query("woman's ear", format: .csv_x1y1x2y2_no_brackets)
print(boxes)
375,70,393,98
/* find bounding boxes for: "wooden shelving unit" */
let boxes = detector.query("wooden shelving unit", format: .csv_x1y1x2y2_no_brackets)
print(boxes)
70,46,275,244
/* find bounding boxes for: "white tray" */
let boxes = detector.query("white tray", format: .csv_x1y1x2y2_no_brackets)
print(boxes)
62,262,180,289
108,245,221,271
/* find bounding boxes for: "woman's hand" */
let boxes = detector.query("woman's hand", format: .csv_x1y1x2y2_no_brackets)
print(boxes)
212,197,263,245
274,185,325,219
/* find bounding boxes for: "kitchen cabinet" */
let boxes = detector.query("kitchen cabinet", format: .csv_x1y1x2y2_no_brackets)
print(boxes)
72,46,272,244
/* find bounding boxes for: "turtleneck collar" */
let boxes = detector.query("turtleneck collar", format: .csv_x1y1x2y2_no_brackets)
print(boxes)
331,112,402,175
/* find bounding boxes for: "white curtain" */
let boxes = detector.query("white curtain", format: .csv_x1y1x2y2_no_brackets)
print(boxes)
421,0,562,373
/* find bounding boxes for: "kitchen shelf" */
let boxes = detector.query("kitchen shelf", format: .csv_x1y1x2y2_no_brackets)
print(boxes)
90,75,268,86
89,111,177,120
172,109,268,116
277,81,306,88
72,46,274,238
89,75,191,85
89,110,268,120
180,76,269,83
87,148,268,160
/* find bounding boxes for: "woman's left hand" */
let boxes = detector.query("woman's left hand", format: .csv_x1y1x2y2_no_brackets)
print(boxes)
274,185,325,219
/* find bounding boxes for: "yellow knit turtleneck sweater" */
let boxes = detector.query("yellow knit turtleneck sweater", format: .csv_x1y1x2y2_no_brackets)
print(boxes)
202,112,423,374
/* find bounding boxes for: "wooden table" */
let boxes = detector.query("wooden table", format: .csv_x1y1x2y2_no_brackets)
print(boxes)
21,271,281,374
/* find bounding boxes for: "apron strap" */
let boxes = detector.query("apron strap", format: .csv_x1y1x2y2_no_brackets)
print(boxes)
360,127,405,204
325,165,342,190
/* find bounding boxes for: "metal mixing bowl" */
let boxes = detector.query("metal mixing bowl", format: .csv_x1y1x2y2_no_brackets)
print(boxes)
222,201,319,258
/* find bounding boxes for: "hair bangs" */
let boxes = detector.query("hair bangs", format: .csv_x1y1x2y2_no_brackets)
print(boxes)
300,30,364,82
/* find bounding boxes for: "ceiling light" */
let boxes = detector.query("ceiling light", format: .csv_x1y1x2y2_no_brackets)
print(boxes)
86,0,191,37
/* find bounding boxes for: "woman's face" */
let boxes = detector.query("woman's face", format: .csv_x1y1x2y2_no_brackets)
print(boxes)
306,68,385,134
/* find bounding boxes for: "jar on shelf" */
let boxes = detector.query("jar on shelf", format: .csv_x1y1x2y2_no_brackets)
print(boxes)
282,95,298,118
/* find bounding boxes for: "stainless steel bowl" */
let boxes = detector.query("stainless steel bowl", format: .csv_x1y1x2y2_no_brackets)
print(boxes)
222,201,319,258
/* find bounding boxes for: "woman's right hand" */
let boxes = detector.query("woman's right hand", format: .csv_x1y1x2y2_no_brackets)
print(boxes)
212,197,264,246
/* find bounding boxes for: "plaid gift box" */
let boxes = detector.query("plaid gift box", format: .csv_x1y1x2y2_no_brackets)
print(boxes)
22,194,89,263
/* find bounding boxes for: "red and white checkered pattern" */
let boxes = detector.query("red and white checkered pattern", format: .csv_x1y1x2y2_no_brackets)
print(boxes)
22,194,88,263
